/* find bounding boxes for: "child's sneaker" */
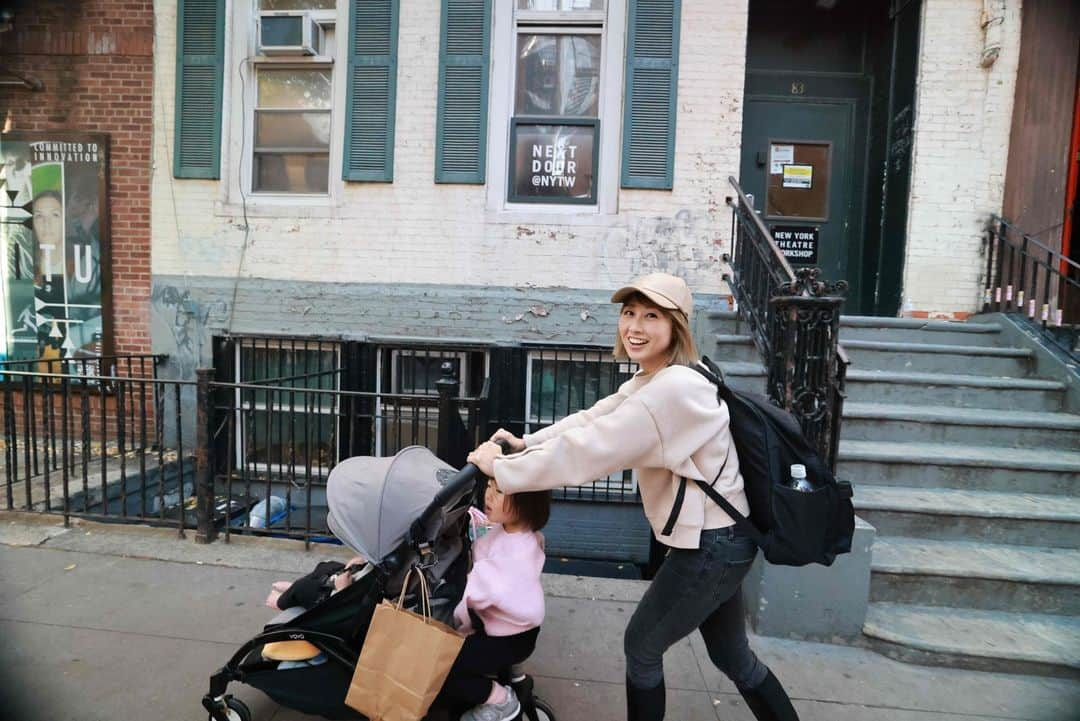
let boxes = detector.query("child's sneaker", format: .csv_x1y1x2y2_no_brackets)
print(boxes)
461,685,520,721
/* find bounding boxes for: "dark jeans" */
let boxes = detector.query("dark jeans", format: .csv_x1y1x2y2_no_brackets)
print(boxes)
625,525,767,690
436,627,540,709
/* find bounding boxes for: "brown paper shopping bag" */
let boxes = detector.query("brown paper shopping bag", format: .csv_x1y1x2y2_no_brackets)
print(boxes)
345,568,464,721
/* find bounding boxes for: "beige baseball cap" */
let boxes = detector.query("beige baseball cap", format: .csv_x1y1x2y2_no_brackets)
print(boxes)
611,272,694,318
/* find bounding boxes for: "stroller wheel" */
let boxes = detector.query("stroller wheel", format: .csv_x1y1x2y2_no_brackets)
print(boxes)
523,697,556,721
208,697,251,721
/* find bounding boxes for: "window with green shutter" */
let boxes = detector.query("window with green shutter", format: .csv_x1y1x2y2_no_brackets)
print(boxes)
435,0,492,184
621,0,681,190
173,0,225,179
343,0,400,182
507,1,605,205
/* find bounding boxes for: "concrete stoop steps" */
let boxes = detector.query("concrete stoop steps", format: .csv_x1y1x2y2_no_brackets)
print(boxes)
706,312,1080,677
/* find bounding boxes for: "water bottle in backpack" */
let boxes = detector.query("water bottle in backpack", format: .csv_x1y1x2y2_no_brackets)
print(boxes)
788,464,814,493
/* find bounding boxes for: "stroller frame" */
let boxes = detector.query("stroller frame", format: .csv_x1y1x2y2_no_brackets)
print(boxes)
202,451,557,721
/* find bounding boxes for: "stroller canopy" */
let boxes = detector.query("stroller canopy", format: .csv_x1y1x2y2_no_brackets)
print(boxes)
326,446,455,562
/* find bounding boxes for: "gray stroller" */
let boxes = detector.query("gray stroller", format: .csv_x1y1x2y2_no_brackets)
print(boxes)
201,445,556,721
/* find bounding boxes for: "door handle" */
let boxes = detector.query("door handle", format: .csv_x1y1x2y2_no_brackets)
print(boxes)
755,151,766,168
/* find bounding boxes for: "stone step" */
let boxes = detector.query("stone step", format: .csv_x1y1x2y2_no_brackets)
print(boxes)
862,602,1080,678
853,485,1080,547
870,537,1080,614
841,339,1034,377
838,440,1080,495
844,369,1065,411
710,334,760,364
840,402,1080,449
840,316,1006,346
712,361,766,393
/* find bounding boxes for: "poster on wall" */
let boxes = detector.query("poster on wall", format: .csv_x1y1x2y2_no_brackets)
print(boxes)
509,121,598,204
0,132,110,372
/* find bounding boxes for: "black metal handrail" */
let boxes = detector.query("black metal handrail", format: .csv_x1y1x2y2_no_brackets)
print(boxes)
724,176,849,472
983,215,1079,361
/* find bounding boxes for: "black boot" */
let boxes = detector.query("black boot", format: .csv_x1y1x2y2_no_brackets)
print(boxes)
738,670,799,721
625,675,665,721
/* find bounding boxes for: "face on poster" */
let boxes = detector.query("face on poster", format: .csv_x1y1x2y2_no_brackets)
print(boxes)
0,133,107,369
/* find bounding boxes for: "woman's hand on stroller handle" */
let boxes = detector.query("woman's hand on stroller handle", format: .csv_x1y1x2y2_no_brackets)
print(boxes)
490,428,525,453
467,440,506,478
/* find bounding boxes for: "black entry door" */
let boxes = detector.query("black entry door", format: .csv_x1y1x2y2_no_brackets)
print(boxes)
740,98,857,292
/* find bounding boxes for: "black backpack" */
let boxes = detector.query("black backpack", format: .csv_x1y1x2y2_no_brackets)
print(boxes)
661,356,855,567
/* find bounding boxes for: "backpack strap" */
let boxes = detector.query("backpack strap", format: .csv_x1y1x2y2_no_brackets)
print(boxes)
660,477,687,537
658,359,767,548
660,360,724,537
692,479,766,548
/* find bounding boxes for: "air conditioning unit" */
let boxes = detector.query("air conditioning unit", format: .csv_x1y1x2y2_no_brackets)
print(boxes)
258,11,322,56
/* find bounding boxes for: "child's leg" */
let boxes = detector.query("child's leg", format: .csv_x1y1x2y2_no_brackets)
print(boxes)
435,629,538,711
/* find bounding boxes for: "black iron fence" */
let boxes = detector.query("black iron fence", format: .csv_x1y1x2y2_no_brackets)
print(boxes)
1,355,198,534
983,215,1080,362
199,361,486,546
724,176,849,471
1,353,487,543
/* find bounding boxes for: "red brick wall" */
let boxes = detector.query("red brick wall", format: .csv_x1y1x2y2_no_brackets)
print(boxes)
0,0,154,356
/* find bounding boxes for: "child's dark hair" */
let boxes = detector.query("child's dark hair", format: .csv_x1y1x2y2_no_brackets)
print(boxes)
506,489,552,532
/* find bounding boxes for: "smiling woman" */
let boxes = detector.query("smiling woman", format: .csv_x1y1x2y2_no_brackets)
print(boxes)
469,272,801,721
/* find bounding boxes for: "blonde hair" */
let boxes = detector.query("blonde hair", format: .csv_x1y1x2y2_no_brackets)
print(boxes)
613,292,700,367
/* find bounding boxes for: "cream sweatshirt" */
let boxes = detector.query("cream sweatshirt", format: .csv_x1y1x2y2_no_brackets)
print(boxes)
493,365,749,550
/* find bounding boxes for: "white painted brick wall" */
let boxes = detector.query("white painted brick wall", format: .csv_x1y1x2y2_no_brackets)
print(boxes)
152,0,748,297
902,0,1021,318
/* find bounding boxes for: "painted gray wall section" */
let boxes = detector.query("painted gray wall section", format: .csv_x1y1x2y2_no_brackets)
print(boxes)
151,274,728,379
742,516,875,642
151,273,726,449
545,500,652,564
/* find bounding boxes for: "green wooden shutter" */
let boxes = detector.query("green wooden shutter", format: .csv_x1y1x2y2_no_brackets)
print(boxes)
173,0,225,179
434,0,492,184
343,0,400,182
621,0,682,190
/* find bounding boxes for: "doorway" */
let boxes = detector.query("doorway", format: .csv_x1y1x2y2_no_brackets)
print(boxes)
740,0,921,316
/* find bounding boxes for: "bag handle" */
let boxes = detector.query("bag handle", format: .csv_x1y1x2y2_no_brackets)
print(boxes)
396,566,433,622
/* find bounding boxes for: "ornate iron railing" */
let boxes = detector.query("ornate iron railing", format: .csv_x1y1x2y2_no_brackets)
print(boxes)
983,215,1079,362
724,177,849,472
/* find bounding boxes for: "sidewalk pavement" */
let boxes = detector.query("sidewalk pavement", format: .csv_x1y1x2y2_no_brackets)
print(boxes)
1,514,1077,721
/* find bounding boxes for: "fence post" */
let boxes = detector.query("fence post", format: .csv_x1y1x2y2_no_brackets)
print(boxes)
436,361,462,466
767,268,847,472
194,368,217,544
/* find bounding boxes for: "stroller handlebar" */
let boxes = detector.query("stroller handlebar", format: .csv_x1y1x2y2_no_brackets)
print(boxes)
406,439,512,551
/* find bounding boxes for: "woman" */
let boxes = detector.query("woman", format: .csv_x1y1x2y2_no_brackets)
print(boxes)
467,272,799,721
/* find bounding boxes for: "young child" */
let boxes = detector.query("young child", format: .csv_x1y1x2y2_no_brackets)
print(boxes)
440,478,551,721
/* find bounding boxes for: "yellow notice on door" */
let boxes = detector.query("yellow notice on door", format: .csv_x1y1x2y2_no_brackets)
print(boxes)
782,164,813,189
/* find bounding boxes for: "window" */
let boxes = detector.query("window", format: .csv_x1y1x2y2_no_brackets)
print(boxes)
375,346,488,456
234,338,341,473
508,2,604,204
489,0,624,212
524,347,638,499
253,67,332,193
248,0,337,196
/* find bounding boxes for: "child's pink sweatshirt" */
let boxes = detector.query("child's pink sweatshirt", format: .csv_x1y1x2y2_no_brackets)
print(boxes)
453,513,546,637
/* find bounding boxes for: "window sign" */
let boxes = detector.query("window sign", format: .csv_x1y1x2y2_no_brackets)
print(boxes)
769,144,794,174
510,121,598,203
771,225,819,264
782,164,813,189
0,132,109,368
765,141,831,221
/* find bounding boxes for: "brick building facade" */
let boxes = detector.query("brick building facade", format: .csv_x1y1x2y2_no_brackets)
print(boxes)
1,0,154,357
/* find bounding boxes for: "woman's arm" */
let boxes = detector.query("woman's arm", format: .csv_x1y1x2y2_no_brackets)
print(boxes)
493,397,664,494
523,390,627,446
